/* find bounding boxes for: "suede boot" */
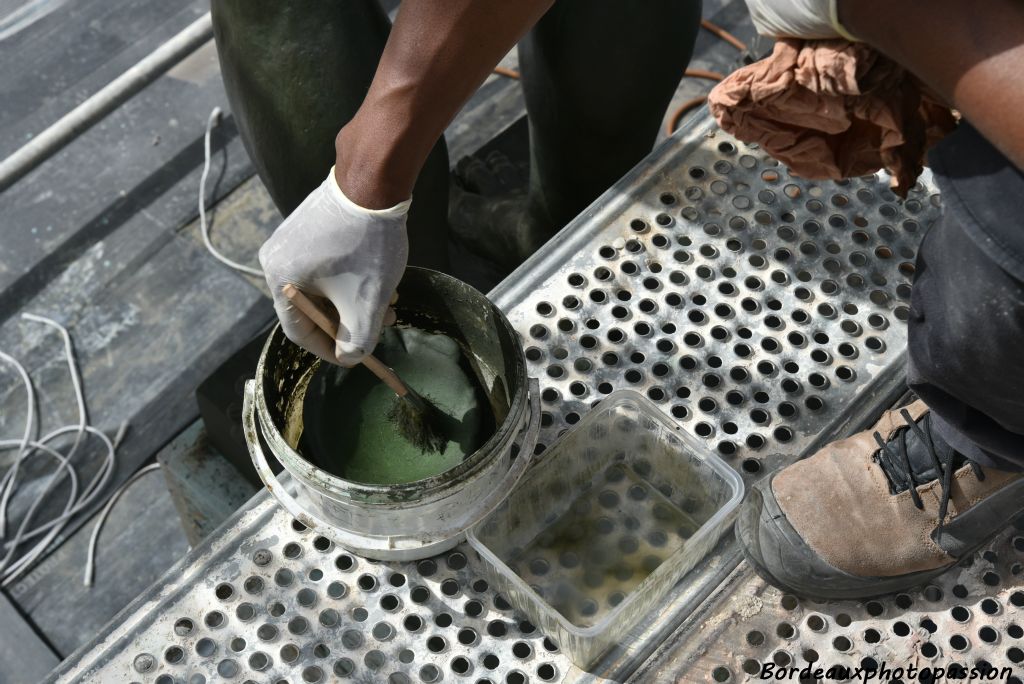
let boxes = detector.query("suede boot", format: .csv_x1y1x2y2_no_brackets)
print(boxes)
739,400,1024,600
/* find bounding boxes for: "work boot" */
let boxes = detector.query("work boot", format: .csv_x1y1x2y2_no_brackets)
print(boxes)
738,400,1024,600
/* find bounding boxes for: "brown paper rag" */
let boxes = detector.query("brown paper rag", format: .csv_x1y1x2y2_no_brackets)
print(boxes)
708,39,956,196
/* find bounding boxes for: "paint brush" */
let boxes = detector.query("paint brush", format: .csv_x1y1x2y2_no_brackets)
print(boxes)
281,284,448,454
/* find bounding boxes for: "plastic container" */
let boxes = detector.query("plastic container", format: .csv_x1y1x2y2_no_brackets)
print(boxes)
243,267,541,561
467,390,744,667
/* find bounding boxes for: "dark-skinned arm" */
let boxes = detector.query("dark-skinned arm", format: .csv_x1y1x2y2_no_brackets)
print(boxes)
333,0,556,209
840,0,1024,171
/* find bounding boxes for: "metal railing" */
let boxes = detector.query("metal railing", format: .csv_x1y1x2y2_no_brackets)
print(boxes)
0,12,214,193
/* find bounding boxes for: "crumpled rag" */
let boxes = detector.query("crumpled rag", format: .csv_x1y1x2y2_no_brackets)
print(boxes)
708,38,956,196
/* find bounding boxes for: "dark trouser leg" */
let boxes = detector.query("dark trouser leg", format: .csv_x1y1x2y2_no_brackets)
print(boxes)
210,0,450,270
907,212,1024,470
519,0,702,236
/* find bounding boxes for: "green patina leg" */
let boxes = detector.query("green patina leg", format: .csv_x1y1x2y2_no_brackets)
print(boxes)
301,327,494,485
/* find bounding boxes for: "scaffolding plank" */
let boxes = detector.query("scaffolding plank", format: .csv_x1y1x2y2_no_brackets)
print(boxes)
0,590,59,684
156,421,258,547
7,465,190,657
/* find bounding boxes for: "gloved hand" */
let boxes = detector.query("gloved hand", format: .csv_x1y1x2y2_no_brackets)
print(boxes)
743,0,857,40
259,169,410,366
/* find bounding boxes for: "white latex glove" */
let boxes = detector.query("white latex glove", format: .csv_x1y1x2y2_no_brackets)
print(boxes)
258,168,410,366
743,0,857,40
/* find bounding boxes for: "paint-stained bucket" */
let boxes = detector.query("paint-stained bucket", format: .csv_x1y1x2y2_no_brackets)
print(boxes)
243,267,539,560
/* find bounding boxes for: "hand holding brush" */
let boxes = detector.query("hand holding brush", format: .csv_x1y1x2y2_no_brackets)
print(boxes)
281,284,449,454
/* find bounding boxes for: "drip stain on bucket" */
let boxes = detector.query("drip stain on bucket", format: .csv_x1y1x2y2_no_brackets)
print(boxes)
300,326,496,485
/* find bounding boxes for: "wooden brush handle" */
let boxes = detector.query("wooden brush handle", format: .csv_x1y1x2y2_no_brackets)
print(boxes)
360,355,410,398
281,284,336,338
281,284,409,397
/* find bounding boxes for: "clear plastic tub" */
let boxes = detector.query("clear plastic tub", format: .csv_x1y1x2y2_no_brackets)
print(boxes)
467,390,744,668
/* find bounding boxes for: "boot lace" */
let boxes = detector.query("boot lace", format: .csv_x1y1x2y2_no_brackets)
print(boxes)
873,409,984,539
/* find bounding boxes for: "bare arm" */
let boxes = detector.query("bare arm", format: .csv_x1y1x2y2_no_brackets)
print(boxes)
333,0,555,209
840,0,1024,170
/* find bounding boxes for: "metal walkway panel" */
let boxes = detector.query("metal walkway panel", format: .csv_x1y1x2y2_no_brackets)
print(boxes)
633,528,1024,683
45,112,939,684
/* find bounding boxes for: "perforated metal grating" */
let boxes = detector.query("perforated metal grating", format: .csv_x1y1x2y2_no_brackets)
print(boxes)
635,524,1024,683
48,113,966,684
123,517,568,684
505,130,933,482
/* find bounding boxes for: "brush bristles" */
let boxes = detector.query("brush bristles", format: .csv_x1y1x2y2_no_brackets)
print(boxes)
387,394,449,454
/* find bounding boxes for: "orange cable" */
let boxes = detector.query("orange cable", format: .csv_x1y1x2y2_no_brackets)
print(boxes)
665,21,748,135
492,66,521,80
665,71,726,135
684,68,727,82
700,18,748,53
667,96,711,135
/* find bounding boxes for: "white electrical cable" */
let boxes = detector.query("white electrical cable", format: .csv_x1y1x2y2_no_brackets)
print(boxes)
21,313,87,422
0,427,109,577
83,462,160,587
199,107,264,277
21,313,87,462
0,351,37,537
18,113,247,584
0,438,80,586
0,424,119,586
0,315,88,552
0,434,80,578
0,315,87,577
0,314,127,585
0,424,117,550
1,109,265,581
0,442,79,516
0,429,117,586
0,438,79,554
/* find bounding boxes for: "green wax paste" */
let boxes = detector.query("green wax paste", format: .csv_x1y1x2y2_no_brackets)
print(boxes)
300,326,495,485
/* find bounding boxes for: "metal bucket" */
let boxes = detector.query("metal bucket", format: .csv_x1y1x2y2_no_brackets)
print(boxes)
243,267,539,561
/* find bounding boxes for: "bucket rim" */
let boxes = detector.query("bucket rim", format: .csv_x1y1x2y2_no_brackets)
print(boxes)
252,268,530,500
